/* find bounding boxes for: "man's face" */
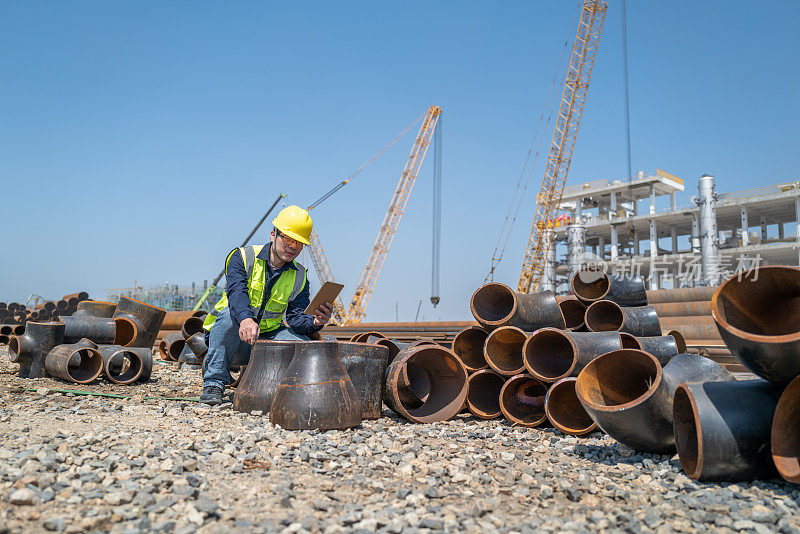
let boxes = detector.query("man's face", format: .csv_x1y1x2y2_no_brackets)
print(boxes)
271,229,303,263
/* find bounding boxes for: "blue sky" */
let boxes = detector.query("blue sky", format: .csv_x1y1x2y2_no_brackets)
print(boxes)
1,1,798,321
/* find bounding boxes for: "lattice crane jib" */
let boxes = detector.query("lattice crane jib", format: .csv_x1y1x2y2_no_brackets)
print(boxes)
306,230,347,325
517,0,607,294
345,105,442,324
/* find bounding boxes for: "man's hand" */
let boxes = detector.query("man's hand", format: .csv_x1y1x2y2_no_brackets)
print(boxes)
312,302,333,328
239,317,259,345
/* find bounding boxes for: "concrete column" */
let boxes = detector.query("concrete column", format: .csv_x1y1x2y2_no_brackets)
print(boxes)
761,217,768,240
779,223,785,240
610,191,617,219
698,174,720,286
541,229,557,292
649,219,658,289
740,207,749,247
598,236,605,259
649,184,656,215
691,214,700,254
633,228,640,255
610,226,619,261
575,200,583,221
671,225,677,253
670,193,676,211
566,224,586,277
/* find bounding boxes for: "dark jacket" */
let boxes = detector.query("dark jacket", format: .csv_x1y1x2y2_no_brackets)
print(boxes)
225,243,319,335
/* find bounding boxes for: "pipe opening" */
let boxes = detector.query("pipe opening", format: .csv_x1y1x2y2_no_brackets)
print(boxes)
500,376,547,426
168,339,186,361
106,350,143,384
572,270,609,301
67,348,103,383
667,330,687,353
398,347,467,423
0,325,12,335
8,337,20,361
586,301,623,331
467,371,505,418
576,350,661,408
546,379,595,434
619,332,640,349
182,317,204,338
559,299,586,330
405,361,431,404
673,384,701,479
114,318,137,346
523,329,576,380
471,284,515,324
772,377,800,483
0,335,8,345
452,327,489,370
485,327,527,375
714,268,800,336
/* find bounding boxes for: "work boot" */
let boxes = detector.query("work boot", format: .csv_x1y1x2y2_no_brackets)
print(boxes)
199,385,223,406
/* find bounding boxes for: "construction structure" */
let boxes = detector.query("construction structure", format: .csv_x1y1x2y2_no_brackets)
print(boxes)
545,170,800,292
107,282,222,312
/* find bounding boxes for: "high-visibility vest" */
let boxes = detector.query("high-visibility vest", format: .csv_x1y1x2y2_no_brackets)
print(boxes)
202,245,308,333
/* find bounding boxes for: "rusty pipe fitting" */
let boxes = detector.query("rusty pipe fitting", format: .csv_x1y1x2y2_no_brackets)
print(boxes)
157,332,184,362
113,297,166,348
484,326,528,376
545,377,597,436
674,379,782,481
337,342,390,420
499,374,548,427
618,333,681,365
60,315,116,344
557,295,587,331
158,311,206,331
45,341,103,384
181,316,205,339
523,329,622,383
666,330,687,353
97,345,145,385
452,326,489,372
571,271,648,306
772,375,800,484
0,325,14,335
585,301,661,337
8,322,65,378
349,331,387,343
62,291,89,305
712,266,800,385
470,283,565,332
186,332,208,361
233,341,297,414
74,300,117,318
385,344,468,423
270,342,362,430
466,369,506,419
576,351,734,453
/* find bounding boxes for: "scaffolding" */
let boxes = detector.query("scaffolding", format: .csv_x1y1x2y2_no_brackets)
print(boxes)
107,281,223,312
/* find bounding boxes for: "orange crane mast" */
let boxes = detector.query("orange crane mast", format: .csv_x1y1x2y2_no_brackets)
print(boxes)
517,0,607,294
345,105,442,324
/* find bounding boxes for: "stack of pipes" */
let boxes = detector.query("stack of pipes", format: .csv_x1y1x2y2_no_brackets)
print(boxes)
0,291,91,345
156,312,207,363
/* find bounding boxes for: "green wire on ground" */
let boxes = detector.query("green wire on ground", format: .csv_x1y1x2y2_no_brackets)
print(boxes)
22,387,202,403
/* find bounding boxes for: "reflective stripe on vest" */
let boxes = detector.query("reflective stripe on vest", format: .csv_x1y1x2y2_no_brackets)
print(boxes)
202,245,307,333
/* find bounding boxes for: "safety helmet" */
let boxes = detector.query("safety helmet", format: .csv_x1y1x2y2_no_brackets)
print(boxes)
272,205,313,245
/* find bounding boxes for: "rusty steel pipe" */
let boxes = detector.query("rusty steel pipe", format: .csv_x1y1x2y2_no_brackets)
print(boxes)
571,271,648,307
74,300,117,318
576,351,734,453
186,332,208,361
62,291,89,303
658,315,715,325
523,329,622,383
349,331,387,343
619,334,681,366
470,283,565,332
157,332,184,362
498,374,549,427
545,377,597,436
45,341,103,384
0,325,14,335
452,326,489,372
160,311,206,331
7,303,21,314
385,344,468,423
113,297,166,348
0,335,8,345
55,300,68,311
646,286,717,304
270,342,362,430
466,369,506,419
8,322,65,378
674,379,782,481
585,301,661,337
650,301,712,317
97,345,145,385
484,326,528,376
557,295,587,331
772,375,800,484
60,315,116,344
712,266,800,385
666,330,687,353
181,316,205,339
663,323,721,340
234,341,297,414
337,342,390,420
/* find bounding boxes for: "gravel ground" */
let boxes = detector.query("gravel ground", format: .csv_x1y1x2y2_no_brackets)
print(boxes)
0,346,798,534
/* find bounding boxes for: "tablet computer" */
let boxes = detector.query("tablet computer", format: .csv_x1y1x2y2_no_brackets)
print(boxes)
304,281,344,315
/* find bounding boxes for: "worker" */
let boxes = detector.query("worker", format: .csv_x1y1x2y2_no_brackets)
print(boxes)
199,205,333,405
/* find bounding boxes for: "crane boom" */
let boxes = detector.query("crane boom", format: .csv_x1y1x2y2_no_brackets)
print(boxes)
517,0,607,293
345,105,442,324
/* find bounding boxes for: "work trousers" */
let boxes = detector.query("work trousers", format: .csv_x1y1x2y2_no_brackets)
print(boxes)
202,307,309,389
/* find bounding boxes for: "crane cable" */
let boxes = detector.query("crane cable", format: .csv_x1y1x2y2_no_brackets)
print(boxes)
306,111,426,211
485,1,583,282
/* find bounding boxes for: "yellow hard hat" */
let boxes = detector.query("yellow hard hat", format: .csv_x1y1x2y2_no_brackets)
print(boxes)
272,205,312,245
